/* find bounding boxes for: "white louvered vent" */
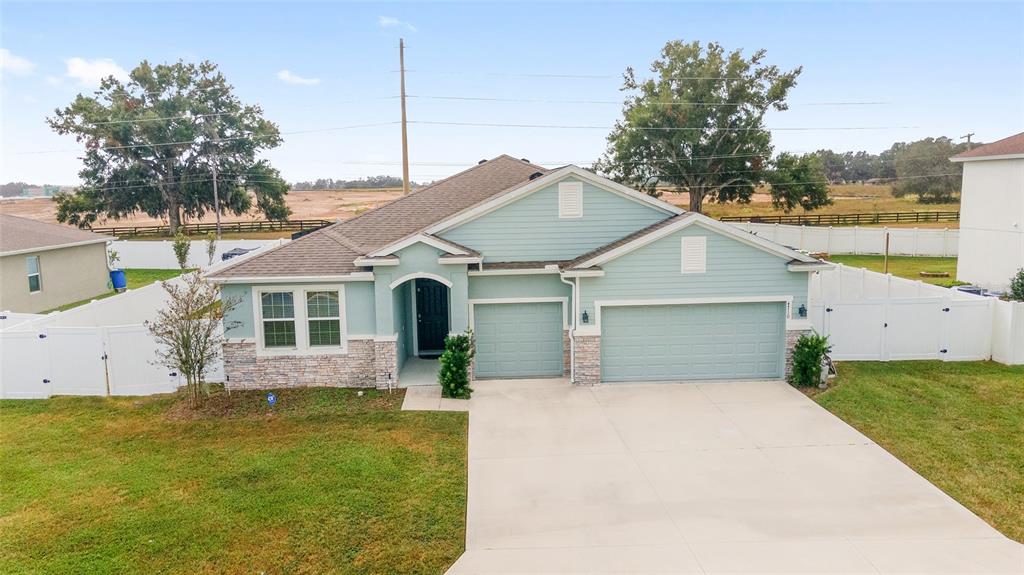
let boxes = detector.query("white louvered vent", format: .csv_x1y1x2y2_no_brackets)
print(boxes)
681,236,707,274
558,182,583,218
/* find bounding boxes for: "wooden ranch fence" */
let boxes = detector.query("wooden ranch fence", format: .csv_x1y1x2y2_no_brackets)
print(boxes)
90,219,333,237
719,211,960,226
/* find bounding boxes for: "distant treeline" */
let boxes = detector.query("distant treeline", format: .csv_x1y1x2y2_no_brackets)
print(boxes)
1,181,34,197
814,137,976,203
290,175,422,191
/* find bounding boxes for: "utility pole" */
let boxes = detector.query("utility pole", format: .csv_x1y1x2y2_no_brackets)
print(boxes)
961,132,975,151
209,123,222,238
399,38,410,196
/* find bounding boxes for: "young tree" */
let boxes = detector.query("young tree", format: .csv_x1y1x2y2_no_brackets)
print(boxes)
766,153,832,213
892,137,968,203
595,40,801,213
173,231,191,269
48,60,290,233
205,231,218,266
1008,268,1024,302
146,273,236,408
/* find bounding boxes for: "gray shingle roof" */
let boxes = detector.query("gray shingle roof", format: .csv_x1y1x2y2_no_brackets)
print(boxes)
0,214,114,255
951,132,1024,160
566,213,694,269
209,155,545,279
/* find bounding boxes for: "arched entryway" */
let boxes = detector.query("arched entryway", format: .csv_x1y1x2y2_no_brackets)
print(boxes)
390,275,451,386
412,278,450,357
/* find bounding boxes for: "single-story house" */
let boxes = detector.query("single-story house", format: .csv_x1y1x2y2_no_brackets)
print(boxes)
207,156,828,388
950,132,1024,290
0,214,114,313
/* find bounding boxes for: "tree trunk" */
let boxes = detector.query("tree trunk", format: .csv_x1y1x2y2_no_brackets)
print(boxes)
167,194,181,235
688,188,705,213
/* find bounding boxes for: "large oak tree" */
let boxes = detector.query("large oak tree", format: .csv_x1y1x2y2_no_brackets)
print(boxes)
48,60,289,233
596,40,828,214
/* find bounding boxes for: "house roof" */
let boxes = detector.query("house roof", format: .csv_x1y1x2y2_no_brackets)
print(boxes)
0,214,114,256
208,155,545,279
566,214,695,269
950,132,1024,162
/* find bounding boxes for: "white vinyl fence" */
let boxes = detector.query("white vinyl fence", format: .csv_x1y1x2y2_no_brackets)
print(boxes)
730,223,959,257
0,244,277,399
110,238,286,269
809,264,1024,364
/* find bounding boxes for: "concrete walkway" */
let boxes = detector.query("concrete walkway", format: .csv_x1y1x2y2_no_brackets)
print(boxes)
445,379,1023,574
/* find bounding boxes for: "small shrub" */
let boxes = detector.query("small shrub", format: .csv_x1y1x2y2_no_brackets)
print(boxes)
1008,268,1024,302
439,331,475,399
172,231,191,269
205,231,218,266
789,333,832,387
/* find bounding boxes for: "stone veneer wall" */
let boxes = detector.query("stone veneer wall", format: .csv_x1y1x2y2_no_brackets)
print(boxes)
223,340,376,390
562,330,571,376
784,329,813,381
374,340,398,389
573,335,601,385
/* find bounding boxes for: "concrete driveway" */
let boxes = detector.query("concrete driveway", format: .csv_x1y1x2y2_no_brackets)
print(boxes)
444,379,1023,574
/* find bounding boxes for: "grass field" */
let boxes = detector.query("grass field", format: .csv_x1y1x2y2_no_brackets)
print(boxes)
816,361,1024,543
827,255,961,286
0,387,468,574
42,268,187,313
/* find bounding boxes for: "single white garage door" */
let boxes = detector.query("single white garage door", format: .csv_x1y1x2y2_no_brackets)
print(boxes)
600,301,786,382
473,302,564,378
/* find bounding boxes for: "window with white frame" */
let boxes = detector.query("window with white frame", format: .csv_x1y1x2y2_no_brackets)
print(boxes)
558,182,583,218
681,236,707,274
256,286,347,354
26,256,41,293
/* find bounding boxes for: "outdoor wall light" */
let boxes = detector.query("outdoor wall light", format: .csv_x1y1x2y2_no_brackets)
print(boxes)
798,304,807,318
582,310,590,324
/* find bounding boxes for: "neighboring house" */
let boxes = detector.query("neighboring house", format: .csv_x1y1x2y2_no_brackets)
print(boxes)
207,155,828,388
950,132,1024,290
0,215,114,313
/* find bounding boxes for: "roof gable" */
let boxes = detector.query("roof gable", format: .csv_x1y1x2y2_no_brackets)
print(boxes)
0,214,113,256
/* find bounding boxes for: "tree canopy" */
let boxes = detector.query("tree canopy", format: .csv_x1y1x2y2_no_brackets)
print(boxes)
48,60,290,233
891,137,966,203
595,40,824,214
766,153,831,212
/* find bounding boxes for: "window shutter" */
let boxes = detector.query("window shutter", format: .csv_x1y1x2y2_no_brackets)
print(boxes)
558,182,583,218
681,236,707,274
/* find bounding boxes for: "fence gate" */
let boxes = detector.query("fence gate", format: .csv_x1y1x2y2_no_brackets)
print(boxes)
46,327,108,396
0,331,51,399
104,325,177,395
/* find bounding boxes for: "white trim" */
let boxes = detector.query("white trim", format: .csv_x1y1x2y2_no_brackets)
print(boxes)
426,165,683,235
0,237,111,258
468,267,558,276
559,269,605,278
388,272,453,290
374,334,399,342
592,295,794,332
786,319,813,331
438,256,482,265
787,261,832,272
347,334,377,340
950,152,1024,163
367,233,469,258
573,212,818,269
410,279,419,355
210,273,374,284
468,297,570,330
353,257,400,267
252,284,348,357
558,181,584,219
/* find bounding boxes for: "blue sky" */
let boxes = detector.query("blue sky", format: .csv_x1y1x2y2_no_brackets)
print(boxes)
2,1,1022,185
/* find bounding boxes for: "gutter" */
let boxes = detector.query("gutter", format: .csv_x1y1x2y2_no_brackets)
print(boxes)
557,268,577,384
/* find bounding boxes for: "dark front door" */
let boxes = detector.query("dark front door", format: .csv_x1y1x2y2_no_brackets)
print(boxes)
416,279,449,356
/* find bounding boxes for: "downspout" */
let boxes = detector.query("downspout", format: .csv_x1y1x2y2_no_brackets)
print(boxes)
558,272,577,384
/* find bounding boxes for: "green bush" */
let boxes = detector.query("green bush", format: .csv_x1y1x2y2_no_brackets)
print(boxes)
173,231,191,270
439,331,475,399
1009,268,1024,302
789,333,832,387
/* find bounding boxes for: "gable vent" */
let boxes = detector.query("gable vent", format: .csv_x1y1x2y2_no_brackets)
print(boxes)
558,182,583,218
681,236,707,274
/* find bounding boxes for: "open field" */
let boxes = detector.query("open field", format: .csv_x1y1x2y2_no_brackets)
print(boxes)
1,183,960,235
827,255,961,286
0,387,468,574
816,361,1024,543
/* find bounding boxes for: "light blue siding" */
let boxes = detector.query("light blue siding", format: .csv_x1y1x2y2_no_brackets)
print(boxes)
440,177,671,262
601,302,785,382
473,302,564,378
221,281,375,339
392,282,410,368
372,242,469,336
468,273,571,303
579,223,808,322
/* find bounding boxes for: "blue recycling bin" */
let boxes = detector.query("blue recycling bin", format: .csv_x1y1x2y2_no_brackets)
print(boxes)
109,269,127,291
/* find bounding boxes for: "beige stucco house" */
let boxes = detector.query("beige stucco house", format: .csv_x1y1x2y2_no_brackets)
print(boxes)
0,214,114,313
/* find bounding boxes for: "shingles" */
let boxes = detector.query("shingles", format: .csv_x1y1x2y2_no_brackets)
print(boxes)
952,132,1024,160
0,214,114,254
209,155,544,278
481,260,567,270
565,213,693,269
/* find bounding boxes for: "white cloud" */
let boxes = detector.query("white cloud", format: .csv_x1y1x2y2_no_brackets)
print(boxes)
378,16,417,32
276,69,321,86
64,57,128,87
0,49,36,75
45,75,63,87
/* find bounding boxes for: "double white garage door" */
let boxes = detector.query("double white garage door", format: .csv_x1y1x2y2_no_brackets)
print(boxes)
473,300,785,382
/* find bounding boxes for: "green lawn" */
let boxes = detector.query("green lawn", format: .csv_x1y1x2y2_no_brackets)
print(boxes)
0,388,468,574
826,255,961,286
816,361,1024,542
42,268,187,313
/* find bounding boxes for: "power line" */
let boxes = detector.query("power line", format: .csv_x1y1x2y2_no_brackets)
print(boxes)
409,120,921,131
408,95,889,107
398,70,763,81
